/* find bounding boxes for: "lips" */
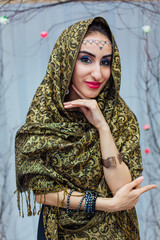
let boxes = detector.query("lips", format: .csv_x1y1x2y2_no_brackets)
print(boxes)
85,81,102,89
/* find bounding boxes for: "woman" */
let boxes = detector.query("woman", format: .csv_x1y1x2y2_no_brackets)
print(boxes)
15,17,156,240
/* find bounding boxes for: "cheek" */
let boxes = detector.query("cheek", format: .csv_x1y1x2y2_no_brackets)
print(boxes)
103,68,111,81
72,64,88,84
71,64,79,85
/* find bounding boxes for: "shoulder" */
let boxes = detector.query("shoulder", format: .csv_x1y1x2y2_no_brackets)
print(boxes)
116,95,139,123
109,95,140,138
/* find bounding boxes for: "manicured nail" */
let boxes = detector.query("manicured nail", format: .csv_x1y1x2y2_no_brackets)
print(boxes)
139,176,144,180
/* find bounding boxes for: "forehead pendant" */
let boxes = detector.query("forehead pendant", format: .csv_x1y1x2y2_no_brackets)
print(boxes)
82,39,112,50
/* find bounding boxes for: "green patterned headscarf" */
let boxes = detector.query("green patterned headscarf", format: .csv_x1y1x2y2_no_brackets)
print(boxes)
15,17,143,239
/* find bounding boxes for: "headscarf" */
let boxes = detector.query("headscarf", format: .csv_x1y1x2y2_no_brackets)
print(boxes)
15,17,143,240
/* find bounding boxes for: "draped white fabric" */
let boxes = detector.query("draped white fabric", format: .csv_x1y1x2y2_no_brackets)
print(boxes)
0,1,159,240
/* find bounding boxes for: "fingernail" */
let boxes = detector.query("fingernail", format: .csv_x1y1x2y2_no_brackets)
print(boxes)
139,176,144,180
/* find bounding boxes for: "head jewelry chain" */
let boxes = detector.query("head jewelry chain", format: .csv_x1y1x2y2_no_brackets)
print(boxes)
82,39,112,50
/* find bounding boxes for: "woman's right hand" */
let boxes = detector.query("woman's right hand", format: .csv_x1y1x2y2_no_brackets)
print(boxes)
112,176,157,212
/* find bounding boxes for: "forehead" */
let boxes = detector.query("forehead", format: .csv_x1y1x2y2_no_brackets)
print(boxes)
80,32,112,54
84,31,110,41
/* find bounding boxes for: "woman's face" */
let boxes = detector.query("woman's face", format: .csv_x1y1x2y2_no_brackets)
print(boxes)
69,31,112,100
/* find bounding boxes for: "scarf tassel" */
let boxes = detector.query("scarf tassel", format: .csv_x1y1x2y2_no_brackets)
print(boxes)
15,189,41,217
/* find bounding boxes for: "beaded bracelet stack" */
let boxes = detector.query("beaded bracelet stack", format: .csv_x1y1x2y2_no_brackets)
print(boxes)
66,189,98,216
66,189,75,216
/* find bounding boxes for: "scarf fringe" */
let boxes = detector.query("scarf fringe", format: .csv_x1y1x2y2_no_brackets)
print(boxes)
15,189,42,217
14,183,66,217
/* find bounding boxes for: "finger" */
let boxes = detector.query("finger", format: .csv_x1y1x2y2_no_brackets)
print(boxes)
135,183,141,189
134,182,141,190
64,99,93,110
129,176,144,190
138,184,157,195
64,99,88,105
63,103,74,108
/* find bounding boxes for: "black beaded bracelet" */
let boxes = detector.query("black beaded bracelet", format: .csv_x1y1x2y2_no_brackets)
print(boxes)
84,191,97,215
87,191,93,214
66,189,75,216
84,191,91,213
66,189,98,216
92,193,98,214
77,194,86,212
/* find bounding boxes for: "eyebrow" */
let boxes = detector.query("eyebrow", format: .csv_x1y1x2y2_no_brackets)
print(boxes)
79,50,112,58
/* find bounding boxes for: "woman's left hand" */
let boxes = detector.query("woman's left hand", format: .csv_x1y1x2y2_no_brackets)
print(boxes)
63,85,108,130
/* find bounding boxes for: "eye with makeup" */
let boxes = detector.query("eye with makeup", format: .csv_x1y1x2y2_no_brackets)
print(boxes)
79,55,111,67
101,58,111,66
80,55,91,64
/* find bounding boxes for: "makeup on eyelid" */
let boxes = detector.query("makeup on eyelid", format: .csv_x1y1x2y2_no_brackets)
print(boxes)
79,55,111,66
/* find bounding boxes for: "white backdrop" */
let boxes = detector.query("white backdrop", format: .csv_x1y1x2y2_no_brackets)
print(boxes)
0,1,159,240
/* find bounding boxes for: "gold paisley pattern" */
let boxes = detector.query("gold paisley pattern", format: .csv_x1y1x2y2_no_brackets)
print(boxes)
15,17,143,239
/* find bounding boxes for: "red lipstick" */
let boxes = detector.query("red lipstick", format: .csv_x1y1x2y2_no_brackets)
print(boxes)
85,81,101,89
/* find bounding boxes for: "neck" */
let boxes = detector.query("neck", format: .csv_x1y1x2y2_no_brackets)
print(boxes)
66,87,80,101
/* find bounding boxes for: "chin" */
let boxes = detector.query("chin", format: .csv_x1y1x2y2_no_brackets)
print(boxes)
85,93,99,99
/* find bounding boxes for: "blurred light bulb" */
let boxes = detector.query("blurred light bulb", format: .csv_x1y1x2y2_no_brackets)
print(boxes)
40,31,48,38
142,25,151,34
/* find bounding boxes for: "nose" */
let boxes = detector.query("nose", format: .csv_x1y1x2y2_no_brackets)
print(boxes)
90,63,102,81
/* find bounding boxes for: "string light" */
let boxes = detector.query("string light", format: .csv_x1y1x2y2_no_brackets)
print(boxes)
0,16,9,25
40,31,48,38
142,25,151,34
